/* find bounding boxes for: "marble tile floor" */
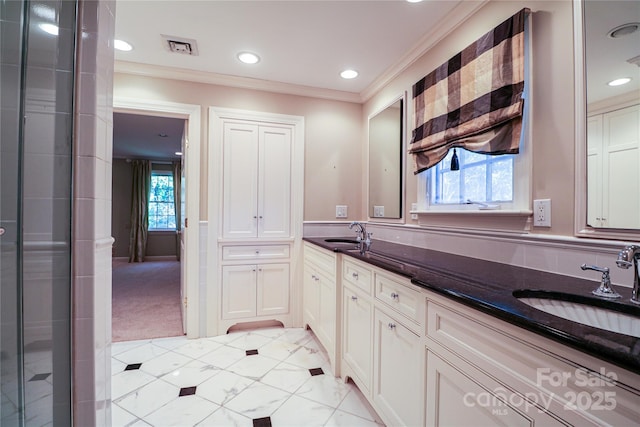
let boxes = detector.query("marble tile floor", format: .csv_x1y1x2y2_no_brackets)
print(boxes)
112,327,384,426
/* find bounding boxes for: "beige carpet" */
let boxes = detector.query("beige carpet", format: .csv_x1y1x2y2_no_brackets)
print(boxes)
112,258,184,342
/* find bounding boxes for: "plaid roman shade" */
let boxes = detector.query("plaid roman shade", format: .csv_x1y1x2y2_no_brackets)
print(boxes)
409,8,529,174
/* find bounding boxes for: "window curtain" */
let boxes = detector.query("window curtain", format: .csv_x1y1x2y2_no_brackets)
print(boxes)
172,160,182,262
128,160,151,262
409,8,529,174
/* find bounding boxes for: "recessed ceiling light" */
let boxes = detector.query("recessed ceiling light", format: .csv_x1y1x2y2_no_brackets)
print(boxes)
114,39,133,52
340,69,358,79
175,151,183,156
608,77,631,87
607,22,639,38
158,133,169,138
406,0,424,3
39,23,59,36
237,52,260,64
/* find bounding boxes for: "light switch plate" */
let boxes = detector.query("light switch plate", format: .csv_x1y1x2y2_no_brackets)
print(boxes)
411,203,418,220
336,205,348,218
373,206,385,217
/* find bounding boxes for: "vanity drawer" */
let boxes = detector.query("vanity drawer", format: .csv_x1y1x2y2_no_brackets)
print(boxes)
343,258,372,295
304,243,336,276
222,244,290,261
374,271,423,327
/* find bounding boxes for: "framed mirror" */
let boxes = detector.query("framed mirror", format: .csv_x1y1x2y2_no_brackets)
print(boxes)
574,0,640,240
368,96,405,220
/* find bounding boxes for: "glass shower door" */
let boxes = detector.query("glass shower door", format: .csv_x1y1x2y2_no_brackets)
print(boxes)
1,1,75,424
1,1,26,424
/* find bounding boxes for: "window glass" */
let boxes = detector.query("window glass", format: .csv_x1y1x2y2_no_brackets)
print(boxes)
429,149,514,205
149,172,176,230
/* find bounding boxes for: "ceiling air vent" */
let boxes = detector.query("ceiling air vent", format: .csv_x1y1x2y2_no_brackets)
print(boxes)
161,34,199,56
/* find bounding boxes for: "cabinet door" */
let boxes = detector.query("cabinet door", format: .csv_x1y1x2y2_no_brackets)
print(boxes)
258,126,292,238
303,262,320,327
601,104,640,228
221,265,256,319
317,269,336,356
222,122,259,238
256,263,289,316
425,349,564,427
373,309,423,427
343,286,372,391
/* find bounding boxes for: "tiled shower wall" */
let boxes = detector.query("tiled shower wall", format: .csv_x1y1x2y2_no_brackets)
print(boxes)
73,0,116,425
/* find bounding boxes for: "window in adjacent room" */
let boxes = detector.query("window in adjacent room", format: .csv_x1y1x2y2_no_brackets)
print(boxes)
148,170,176,230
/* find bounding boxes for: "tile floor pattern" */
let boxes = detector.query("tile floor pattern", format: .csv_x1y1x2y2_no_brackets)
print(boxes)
112,327,385,426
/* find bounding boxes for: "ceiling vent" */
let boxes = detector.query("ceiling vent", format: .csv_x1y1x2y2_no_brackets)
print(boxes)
161,34,199,56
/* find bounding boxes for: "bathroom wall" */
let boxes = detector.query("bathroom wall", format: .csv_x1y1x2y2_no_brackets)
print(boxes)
365,0,576,236
112,74,363,222
111,159,178,258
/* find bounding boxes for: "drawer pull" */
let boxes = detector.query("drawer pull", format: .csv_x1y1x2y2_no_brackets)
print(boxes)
390,292,399,300
352,272,359,279
351,295,358,301
387,323,396,330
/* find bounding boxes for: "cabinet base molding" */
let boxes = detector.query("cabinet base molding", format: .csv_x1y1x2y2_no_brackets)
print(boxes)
218,315,292,336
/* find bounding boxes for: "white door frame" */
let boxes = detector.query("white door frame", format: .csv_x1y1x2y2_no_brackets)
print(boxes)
113,97,201,338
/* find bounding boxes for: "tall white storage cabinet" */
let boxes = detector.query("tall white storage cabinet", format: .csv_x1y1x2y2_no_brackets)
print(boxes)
209,108,304,335
587,103,639,229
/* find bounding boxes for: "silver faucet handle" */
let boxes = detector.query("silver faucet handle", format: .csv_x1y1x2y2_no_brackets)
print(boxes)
580,264,609,275
581,264,621,299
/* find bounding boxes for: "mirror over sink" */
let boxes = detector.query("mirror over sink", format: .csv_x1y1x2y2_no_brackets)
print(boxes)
576,0,640,239
368,97,404,221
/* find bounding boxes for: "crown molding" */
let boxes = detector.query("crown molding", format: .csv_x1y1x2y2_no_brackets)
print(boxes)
114,60,363,103
360,0,488,102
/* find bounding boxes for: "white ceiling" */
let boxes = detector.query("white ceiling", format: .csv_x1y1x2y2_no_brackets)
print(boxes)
113,113,184,160
113,0,468,98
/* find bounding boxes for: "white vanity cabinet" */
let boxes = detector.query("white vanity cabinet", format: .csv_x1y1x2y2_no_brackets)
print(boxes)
342,258,373,394
303,242,339,372
425,293,640,427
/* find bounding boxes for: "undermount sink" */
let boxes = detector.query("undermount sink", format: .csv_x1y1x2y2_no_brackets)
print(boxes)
324,238,360,244
514,290,640,338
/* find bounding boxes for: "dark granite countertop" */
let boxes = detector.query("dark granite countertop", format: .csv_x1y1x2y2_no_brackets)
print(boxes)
303,237,640,375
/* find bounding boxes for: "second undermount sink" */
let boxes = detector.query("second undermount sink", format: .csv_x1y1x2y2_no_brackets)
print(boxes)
514,290,640,338
324,238,361,245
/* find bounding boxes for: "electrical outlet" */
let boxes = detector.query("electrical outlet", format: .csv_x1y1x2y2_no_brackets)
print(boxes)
336,205,348,218
533,199,551,227
411,203,418,220
373,205,385,217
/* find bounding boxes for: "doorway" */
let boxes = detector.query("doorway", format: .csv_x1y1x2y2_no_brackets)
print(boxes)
112,113,186,341
112,98,202,339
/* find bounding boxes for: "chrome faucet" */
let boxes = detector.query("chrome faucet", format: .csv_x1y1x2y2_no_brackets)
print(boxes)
349,221,366,242
581,264,620,299
616,245,640,305
349,221,372,246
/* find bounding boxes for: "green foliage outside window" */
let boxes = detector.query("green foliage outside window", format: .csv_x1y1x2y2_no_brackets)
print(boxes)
149,173,176,229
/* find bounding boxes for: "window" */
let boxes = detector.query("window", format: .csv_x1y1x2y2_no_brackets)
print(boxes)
429,150,514,206
148,171,176,230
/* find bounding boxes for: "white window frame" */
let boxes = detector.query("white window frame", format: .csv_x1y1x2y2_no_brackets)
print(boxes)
148,170,177,231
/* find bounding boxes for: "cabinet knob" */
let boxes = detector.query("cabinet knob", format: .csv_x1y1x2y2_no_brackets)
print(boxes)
390,292,399,300
255,250,260,254
351,295,358,301
387,323,396,330
253,216,257,219
311,274,317,280
259,215,263,219
352,272,358,279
